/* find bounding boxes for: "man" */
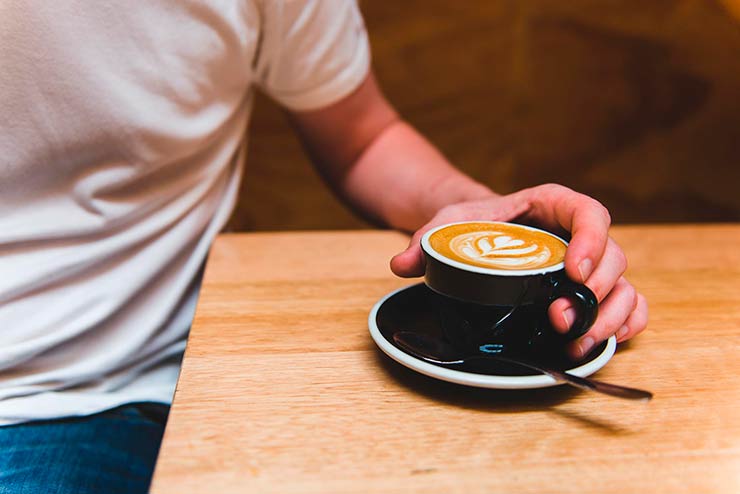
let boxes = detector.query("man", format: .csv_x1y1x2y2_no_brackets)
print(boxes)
0,1,646,491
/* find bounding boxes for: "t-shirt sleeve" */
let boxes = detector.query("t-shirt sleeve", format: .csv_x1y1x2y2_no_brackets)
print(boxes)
253,0,371,112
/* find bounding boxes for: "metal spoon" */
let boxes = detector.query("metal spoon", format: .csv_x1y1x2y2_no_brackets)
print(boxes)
392,331,652,401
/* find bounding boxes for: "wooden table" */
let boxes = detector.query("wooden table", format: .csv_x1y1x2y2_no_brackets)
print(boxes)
151,225,740,493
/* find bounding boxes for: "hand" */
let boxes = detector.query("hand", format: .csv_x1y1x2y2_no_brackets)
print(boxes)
390,183,648,360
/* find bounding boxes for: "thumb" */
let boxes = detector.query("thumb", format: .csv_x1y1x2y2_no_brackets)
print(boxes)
390,233,426,278
389,214,456,278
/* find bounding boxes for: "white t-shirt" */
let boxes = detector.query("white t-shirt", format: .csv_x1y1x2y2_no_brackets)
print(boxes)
0,1,369,425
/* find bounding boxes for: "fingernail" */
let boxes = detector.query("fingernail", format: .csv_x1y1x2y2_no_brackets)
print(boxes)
578,258,593,282
578,336,595,357
616,325,629,341
562,307,577,328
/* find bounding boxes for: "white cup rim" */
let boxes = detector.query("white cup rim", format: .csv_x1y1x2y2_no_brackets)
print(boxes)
420,221,567,277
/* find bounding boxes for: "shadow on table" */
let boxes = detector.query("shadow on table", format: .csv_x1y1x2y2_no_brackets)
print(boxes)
373,349,636,436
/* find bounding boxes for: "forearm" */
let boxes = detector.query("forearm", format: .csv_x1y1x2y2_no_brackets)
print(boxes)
340,119,495,232
287,72,494,231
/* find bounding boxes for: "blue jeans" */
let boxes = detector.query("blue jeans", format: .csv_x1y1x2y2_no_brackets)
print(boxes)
0,402,169,493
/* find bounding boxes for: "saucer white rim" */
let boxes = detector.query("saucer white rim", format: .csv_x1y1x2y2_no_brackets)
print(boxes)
368,284,617,389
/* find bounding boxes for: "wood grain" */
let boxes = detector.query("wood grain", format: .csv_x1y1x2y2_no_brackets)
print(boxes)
229,1,740,231
151,225,740,493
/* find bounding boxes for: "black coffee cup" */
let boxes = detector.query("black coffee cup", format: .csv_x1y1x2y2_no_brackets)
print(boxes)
420,221,598,354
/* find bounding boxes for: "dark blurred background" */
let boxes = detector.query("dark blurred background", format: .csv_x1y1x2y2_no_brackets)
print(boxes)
229,0,740,231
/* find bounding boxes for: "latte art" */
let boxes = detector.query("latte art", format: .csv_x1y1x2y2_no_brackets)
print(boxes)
427,222,567,271
450,231,553,268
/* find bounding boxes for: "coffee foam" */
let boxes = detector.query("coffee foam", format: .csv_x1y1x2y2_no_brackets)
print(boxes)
427,222,566,271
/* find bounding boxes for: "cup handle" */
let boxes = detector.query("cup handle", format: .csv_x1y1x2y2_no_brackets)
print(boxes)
550,277,599,341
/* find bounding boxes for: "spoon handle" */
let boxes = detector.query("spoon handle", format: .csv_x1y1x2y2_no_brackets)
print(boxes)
491,355,653,401
391,331,652,401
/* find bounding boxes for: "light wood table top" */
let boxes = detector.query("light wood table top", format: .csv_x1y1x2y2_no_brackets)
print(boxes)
151,225,740,494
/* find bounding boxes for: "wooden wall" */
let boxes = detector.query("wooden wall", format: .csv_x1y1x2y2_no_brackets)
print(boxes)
229,0,740,232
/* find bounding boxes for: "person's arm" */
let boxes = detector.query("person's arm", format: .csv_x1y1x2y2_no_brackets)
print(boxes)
286,71,647,359
286,73,494,232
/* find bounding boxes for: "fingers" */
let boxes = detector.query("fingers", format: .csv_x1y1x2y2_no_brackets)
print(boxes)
548,297,575,334
526,184,611,284
548,237,627,334
581,237,628,302
561,200,610,284
567,277,646,359
616,293,648,343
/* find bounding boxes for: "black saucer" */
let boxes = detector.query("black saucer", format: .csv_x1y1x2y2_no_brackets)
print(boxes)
370,283,610,380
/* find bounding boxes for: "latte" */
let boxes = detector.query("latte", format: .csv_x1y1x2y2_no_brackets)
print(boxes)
427,222,566,271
